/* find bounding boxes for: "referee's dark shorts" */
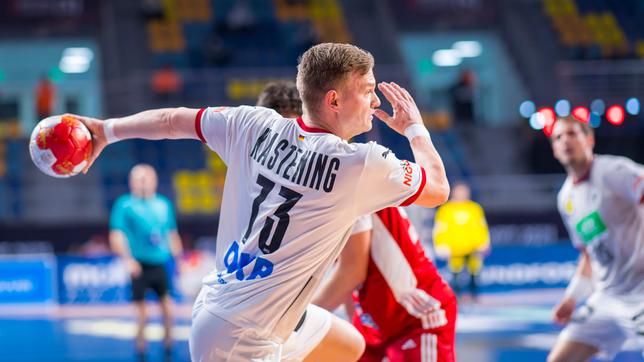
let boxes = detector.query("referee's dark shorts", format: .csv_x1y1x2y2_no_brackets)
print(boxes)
131,262,169,302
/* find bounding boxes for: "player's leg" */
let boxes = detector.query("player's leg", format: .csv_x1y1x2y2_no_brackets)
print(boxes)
281,305,333,362
282,304,364,362
547,340,598,362
302,312,365,362
190,288,282,362
131,268,148,355
548,294,627,362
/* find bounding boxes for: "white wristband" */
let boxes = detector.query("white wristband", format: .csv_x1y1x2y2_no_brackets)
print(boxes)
564,274,593,301
404,124,430,142
103,118,120,144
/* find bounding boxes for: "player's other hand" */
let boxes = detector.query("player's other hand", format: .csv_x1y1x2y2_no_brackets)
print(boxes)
552,297,576,325
66,114,108,174
400,288,441,318
374,82,425,136
127,258,142,278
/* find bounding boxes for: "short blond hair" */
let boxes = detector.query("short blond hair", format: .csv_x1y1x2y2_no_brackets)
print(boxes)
550,115,593,140
296,43,374,115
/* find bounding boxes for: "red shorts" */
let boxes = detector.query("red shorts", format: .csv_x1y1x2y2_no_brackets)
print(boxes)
358,300,457,362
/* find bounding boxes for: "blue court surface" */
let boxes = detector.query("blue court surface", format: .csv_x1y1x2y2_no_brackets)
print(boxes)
0,290,642,362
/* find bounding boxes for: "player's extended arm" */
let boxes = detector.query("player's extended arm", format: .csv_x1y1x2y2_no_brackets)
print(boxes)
553,250,593,325
311,231,371,311
109,230,142,277
74,107,201,172
374,82,449,208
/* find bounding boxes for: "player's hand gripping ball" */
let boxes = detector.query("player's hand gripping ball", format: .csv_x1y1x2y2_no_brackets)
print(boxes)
29,114,93,178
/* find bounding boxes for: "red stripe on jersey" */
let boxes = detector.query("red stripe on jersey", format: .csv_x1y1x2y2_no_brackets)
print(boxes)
401,167,427,206
195,108,206,143
296,117,332,134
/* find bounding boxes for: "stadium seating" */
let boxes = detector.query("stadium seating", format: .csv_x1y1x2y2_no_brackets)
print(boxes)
543,0,642,58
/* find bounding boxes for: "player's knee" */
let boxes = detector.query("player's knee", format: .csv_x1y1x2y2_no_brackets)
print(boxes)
343,324,365,360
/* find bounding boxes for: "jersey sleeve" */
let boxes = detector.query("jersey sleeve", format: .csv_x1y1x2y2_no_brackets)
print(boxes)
350,214,373,236
601,157,644,205
109,197,126,231
354,143,426,217
195,105,267,164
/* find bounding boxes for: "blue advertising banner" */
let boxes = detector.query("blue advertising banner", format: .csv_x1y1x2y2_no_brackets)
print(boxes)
434,244,580,293
57,255,182,304
57,255,130,304
0,256,56,304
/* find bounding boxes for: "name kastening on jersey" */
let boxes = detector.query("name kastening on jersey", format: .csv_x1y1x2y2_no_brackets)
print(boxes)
250,127,340,193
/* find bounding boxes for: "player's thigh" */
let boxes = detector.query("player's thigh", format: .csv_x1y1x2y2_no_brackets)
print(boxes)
549,298,627,362
385,331,454,362
282,304,333,362
190,308,281,362
302,312,365,362
548,339,599,362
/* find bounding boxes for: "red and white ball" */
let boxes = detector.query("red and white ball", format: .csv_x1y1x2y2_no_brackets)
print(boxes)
29,115,93,178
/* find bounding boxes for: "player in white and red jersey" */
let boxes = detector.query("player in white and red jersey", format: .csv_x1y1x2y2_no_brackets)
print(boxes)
74,43,450,361
301,206,457,362
548,115,644,362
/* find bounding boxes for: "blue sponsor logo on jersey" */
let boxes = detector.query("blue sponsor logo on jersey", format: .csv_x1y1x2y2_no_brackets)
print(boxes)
222,241,274,282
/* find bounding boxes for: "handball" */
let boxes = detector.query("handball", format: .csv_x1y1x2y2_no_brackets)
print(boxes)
29,114,93,178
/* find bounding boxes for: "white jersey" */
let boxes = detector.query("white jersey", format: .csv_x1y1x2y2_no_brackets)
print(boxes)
557,154,644,301
195,106,427,340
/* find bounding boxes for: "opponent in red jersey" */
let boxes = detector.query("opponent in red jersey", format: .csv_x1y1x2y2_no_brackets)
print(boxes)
313,206,457,362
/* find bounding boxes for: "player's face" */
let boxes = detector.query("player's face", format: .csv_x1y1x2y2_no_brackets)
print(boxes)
551,121,594,168
337,70,380,137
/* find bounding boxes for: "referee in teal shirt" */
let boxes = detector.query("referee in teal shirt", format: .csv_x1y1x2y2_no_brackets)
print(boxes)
110,164,183,361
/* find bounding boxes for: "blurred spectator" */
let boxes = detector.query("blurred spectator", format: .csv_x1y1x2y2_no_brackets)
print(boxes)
35,75,56,120
226,0,256,32
203,34,232,67
139,0,164,19
448,69,476,124
110,164,183,361
151,65,182,103
432,182,490,302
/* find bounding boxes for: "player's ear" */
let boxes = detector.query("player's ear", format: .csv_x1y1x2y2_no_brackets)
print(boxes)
324,90,340,113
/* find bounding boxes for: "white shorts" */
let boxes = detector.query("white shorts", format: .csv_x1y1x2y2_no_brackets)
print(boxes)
281,304,333,362
557,292,644,360
189,288,282,362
